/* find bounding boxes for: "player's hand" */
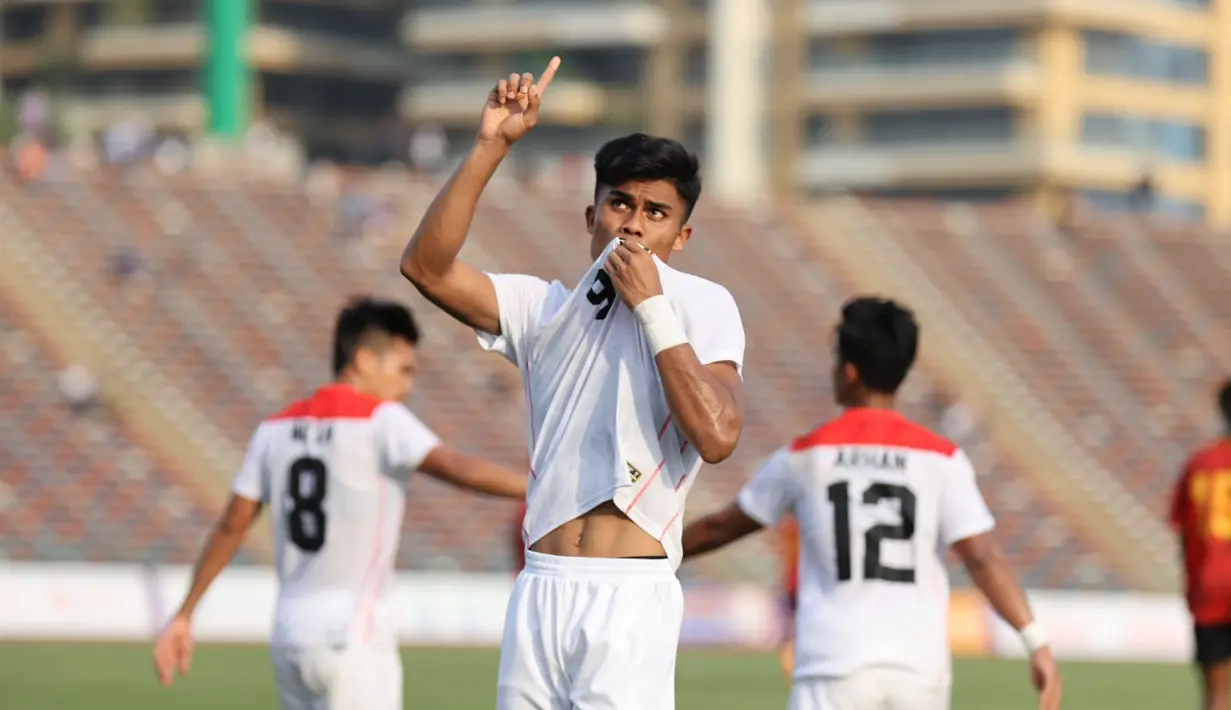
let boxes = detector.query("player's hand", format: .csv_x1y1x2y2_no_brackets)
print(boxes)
476,57,561,148
605,239,663,309
153,613,195,687
1029,646,1062,710
777,639,794,678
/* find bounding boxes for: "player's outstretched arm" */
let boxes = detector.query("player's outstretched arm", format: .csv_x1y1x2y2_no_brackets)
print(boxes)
153,494,262,687
418,445,528,498
400,57,561,335
680,501,764,559
953,533,1062,710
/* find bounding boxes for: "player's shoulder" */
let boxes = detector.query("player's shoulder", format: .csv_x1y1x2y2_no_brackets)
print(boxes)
660,264,737,307
1189,439,1231,468
788,410,959,459
264,384,386,425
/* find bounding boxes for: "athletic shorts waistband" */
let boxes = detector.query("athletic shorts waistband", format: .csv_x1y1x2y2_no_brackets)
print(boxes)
522,550,675,578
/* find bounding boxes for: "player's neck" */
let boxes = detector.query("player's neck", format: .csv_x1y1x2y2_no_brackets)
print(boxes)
333,375,371,397
846,393,896,411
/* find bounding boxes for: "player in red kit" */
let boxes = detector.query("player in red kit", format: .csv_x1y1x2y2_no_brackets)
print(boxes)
1173,380,1231,710
777,517,800,676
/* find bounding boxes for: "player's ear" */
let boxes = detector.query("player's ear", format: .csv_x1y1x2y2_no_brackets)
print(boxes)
673,224,692,252
584,205,595,232
352,347,377,376
842,361,860,387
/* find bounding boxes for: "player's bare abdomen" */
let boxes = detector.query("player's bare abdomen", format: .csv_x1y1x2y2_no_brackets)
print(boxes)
530,501,667,558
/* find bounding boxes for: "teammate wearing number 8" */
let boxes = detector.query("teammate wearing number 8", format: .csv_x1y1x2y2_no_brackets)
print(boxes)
152,297,527,710
681,297,1062,710
1171,380,1231,710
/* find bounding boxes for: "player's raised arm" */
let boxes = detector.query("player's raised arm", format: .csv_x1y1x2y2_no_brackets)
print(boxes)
400,57,561,335
154,430,269,687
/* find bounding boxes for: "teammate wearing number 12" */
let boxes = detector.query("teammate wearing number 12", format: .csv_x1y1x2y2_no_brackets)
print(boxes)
682,298,1061,710
153,298,526,710
1171,380,1231,710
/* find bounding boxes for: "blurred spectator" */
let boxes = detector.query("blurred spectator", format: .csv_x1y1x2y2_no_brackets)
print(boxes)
12,133,49,183
409,122,448,175
18,88,50,139
102,114,154,165
57,364,100,414
1129,173,1155,213
109,248,144,284
153,136,190,175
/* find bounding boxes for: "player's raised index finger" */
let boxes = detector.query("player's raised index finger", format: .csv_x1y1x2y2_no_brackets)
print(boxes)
537,56,562,93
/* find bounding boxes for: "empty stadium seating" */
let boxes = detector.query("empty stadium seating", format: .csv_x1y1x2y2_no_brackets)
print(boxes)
6,158,1218,591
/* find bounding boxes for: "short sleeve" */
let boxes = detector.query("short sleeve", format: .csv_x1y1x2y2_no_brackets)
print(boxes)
677,284,745,376
737,448,797,527
476,273,553,366
376,403,442,484
231,426,270,503
939,449,996,545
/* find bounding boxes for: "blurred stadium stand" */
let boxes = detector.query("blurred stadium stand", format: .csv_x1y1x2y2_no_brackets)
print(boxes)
5,154,1224,592
3,0,1229,596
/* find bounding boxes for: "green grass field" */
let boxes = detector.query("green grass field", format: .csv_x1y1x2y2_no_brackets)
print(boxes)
0,643,1198,709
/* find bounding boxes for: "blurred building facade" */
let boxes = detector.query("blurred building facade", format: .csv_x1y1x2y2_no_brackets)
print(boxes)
0,0,407,159
404,0,1231,224
4,0,1231,224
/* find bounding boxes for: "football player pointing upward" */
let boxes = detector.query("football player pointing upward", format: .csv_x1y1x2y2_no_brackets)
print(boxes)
682,297,1061,710
401,58,746,709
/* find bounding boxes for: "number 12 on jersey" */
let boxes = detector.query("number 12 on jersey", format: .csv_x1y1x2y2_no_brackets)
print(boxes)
827,481,917,583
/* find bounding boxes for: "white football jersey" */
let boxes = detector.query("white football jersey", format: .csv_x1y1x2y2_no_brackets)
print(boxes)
737,408,995,684
231,384,440,648
478,238,745,567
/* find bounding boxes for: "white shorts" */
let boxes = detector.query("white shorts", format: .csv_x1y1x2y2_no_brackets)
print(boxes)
789,669,949,710
496,551,684,709
270,644,402,710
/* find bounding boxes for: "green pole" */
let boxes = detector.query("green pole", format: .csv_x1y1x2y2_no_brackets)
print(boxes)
205,0,250,138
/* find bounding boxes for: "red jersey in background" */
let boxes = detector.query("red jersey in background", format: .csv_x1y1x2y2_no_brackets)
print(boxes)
512,501,527,573
1172,439,1231,625
778,516,800,613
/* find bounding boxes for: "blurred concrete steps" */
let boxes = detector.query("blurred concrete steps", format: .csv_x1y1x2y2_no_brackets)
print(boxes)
0,201,274,562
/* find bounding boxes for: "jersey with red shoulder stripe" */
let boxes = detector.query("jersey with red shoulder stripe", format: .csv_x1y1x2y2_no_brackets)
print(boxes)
737,408,994,684
476,238,745,567
231,384,440,648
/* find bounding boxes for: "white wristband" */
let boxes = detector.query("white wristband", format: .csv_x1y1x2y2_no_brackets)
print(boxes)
634,295,688,356
1019,622,1049,654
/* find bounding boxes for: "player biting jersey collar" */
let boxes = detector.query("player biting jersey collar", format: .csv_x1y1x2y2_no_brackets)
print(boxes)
400,57,746,709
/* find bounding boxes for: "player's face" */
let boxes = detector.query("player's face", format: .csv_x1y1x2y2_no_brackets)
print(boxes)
358,338,418,402
585,180,693,261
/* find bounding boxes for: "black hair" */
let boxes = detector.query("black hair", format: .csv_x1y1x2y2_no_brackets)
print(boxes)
332,297,420,377
836,297,919,394
593,133,702,221
1219,379,1231,429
